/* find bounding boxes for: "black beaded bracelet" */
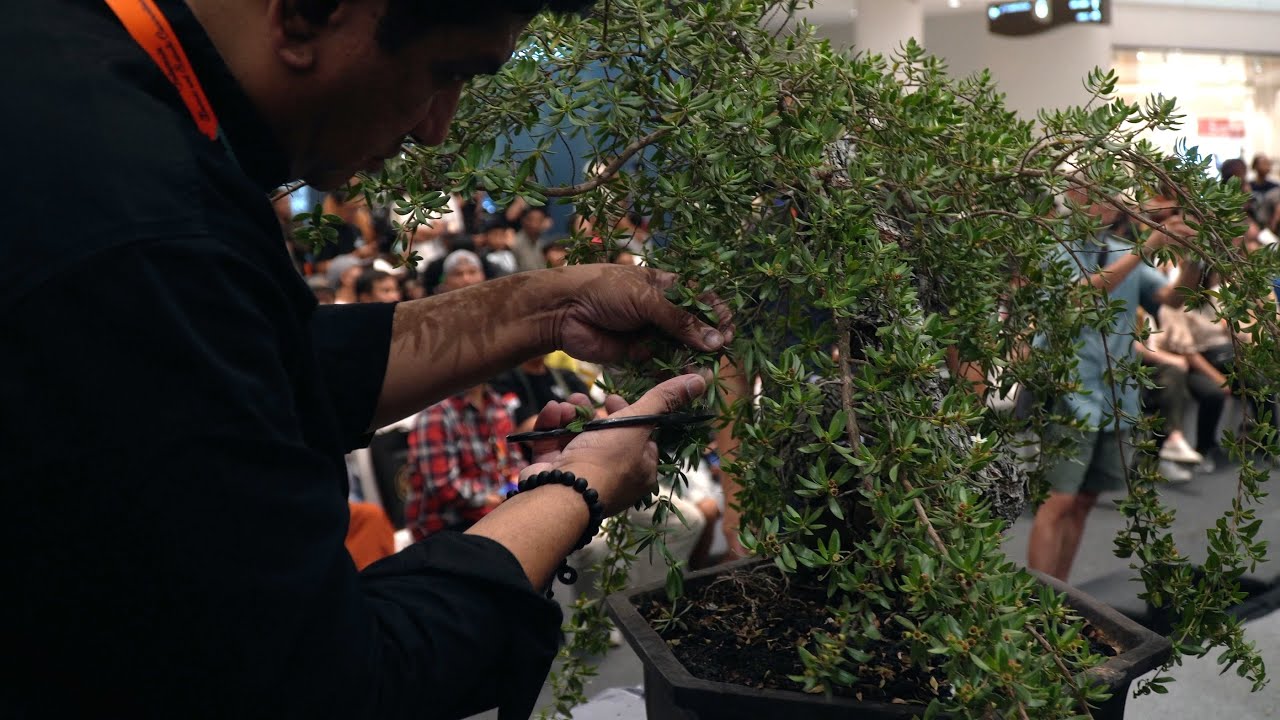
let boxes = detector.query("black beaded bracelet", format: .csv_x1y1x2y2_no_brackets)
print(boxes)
505,469,605,597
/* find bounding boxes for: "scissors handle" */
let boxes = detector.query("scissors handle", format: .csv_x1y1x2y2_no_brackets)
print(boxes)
507,412,715,443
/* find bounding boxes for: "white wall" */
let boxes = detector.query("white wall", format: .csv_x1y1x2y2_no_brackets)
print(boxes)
921,6,1280,120
1111,5,1280,55
812,19,855,47
855,0,926,59
922,12,1113,118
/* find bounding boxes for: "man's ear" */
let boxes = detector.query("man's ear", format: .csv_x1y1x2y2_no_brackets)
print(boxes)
268,0,341,71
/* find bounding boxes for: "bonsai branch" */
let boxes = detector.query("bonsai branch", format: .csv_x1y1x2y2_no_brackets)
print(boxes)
834,313,873,498
901,477,947,555
271,180,307,202
541,128,673,198
1027,625,1096,720
834,316,863,452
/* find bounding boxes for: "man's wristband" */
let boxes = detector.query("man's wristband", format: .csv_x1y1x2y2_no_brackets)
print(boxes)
506,469,605,596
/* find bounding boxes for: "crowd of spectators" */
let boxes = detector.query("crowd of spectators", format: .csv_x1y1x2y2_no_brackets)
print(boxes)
282,182,725,593
297,154,1279,591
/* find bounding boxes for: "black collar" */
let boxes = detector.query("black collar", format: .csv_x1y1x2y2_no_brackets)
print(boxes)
159,0,291,191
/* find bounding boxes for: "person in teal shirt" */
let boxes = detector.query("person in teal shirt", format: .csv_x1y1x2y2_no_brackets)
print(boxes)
1028,195,1200,581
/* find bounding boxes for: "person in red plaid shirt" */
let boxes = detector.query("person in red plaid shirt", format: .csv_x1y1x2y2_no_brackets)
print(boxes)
406,384,527,540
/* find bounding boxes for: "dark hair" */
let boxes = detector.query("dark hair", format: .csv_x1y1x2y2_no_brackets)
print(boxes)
520,206,549,222
1221,158,1248,186
293,0,597,52
479,215,514,234
539,233,568,253
355,269,392,297
443,232,477,253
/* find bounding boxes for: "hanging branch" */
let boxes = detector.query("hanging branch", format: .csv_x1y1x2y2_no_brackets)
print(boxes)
541,128,672,198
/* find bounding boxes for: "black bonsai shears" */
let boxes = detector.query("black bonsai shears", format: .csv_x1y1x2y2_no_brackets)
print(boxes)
507,412,716,444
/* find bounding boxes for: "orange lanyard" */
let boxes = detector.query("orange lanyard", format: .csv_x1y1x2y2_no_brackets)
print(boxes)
105,0,220,142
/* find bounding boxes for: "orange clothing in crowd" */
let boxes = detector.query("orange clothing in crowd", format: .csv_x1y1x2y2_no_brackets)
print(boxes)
345,501,396,571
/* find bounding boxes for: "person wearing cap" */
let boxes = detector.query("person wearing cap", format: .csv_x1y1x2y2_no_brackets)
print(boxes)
306,274,337,305
419,232,504,294
1,1,732,718
327,252,370,303
438,249,487,293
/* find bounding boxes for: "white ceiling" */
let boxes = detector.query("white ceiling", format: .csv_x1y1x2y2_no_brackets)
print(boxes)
799,0,1280,22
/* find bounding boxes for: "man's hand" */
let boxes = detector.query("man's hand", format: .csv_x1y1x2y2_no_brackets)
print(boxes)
374,265,731,429
520,373,708,517
543,266,732,364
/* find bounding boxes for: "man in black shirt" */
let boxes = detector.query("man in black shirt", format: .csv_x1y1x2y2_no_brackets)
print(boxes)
494,355,593,432
0,1,729,718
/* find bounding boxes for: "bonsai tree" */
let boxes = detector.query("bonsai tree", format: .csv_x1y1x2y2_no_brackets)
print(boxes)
327,0,1279,716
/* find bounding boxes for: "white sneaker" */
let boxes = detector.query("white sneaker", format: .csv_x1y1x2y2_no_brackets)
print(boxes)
1159,436,1203,465
1159,460,1193,483
608,628,624,647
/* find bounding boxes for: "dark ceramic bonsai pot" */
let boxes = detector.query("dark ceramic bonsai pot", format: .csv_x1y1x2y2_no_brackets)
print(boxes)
606,559,1171,720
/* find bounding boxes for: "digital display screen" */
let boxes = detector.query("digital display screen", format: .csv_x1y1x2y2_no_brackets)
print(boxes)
988,0,1109,36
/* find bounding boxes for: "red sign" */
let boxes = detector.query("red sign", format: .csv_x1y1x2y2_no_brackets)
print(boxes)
1198,118,1246,139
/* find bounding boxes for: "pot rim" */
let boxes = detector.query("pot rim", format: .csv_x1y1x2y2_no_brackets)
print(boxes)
605,558,1172,712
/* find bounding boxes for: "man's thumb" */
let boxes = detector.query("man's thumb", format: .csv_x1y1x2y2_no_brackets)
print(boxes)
618,373,707,417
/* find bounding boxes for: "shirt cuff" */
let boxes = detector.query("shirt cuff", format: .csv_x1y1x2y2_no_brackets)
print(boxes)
363,532,563,719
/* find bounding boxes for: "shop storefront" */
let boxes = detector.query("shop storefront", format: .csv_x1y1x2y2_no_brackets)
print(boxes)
1114,48,1279,166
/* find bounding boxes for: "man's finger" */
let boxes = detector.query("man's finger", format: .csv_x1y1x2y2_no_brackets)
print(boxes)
520,462,554,481
698,290,735,344
529,401,580,461
603,394,628,414
532,401,561,430
643,270,727,352
613,373,707,419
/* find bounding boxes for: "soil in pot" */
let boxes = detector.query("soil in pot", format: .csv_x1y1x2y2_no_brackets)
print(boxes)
638,563,1119,707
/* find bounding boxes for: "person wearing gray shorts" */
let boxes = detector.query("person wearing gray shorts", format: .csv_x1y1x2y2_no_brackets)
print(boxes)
1029,425,1134,580
1044,426,1132,496
1026,194,1200,582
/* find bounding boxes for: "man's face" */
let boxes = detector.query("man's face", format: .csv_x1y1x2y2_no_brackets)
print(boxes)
522,209,550,235
371,276,402,302
487,227,515,249
544,246,567,267
1065,188,1119,227
441,261,485,292
272,2,529,189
